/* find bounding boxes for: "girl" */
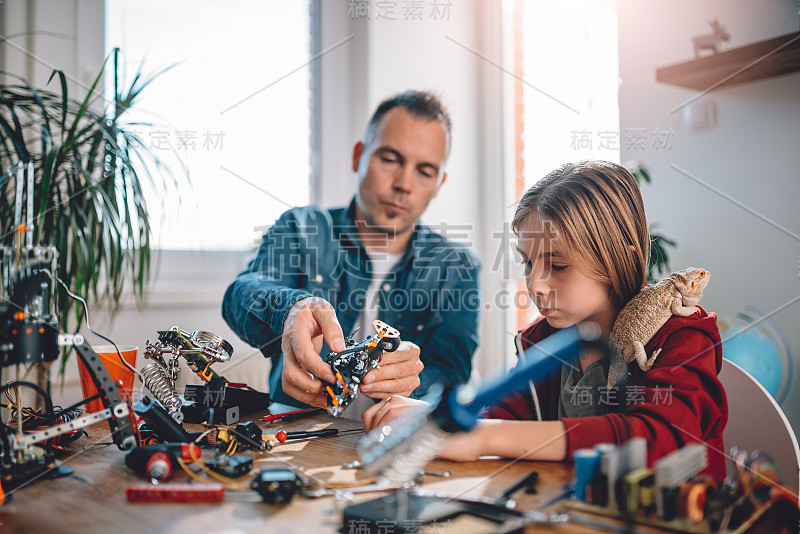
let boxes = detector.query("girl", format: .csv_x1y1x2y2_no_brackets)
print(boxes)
362,160,728,479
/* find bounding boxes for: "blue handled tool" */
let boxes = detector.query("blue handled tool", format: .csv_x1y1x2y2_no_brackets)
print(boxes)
358,323,606,485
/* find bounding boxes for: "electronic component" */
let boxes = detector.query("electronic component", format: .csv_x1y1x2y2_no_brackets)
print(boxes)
251,468,304,505
573,448,600,502
126,483,224,503
677,477,716,523
215,421,276,454
181,403,240,426
125,443,202,481
183,383,270,415
205,455,253,478
324,320,401,416
564,443,800,532
589,438,646,511
621,467,655,515
593,443,618,508
654,443,707,520
134,395,195,443
612,438,646,510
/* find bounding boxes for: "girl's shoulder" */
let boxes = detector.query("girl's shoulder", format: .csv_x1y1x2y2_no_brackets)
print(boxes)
644,306,723,372
648,306,720,349
518,307,722,369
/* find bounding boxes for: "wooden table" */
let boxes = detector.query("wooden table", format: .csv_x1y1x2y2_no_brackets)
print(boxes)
0,409,672,534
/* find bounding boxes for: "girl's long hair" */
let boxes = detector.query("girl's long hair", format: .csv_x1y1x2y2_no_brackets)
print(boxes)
512,161,649,308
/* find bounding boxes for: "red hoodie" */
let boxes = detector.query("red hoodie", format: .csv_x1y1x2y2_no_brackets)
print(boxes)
484,307,728,480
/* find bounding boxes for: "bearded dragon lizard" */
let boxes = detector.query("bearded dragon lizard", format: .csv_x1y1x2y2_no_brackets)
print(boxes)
609,267,710,378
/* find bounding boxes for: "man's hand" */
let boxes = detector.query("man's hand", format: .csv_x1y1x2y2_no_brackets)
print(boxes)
359,341,423,399
280,297,345,408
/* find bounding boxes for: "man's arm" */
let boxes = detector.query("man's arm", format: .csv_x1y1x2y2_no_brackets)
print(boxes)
222,209,315,355
222,208,349,408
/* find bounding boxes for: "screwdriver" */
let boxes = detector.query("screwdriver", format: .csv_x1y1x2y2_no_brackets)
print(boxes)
276,428,339,442
262,407,324,424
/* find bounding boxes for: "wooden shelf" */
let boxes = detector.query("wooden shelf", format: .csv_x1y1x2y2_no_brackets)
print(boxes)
656,31,800,91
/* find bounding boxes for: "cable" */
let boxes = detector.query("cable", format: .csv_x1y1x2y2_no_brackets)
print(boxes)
186,447,250,490
0,381,54,427
41,268,146,394
49,392,103,420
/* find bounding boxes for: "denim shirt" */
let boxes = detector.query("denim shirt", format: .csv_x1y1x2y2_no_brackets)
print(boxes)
221,199,481,405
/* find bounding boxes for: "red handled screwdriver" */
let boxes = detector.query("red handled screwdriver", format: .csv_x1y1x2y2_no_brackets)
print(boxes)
276,428,339,442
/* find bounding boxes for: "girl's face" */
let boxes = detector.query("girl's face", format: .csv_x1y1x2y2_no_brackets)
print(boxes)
516,218,618,335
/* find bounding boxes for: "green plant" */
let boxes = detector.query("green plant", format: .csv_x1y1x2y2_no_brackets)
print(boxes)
0,48,182,373
626,161,677,284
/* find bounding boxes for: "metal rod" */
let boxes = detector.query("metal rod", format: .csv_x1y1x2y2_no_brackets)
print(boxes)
15,364,23,463
14,162,23,230
26,161,33,248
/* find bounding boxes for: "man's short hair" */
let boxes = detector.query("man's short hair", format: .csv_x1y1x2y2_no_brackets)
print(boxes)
363,90,452,160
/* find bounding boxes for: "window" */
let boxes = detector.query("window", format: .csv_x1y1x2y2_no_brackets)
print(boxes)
511,0,620,327
106,0,311,250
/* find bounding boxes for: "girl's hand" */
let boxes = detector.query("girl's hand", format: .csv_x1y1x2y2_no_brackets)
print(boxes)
435,431,484,462
362,395,428,433
362,396,486,462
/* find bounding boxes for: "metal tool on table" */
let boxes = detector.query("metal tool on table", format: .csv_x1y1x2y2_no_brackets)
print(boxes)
275,428,363,442
140,326,234,423
536,482,575,510
341,460,452,478
262,407,325,424
496,471,540,506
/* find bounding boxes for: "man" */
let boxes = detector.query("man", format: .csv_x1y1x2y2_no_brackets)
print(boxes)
222,90,480,412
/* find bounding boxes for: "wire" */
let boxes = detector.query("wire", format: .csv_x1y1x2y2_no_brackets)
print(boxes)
176,458,214,485
321,477,377,489
1,383,85,451
0,381,54,426
186,447,250,490
41,268,146,395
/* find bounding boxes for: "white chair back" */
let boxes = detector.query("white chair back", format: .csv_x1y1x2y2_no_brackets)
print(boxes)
719,359,799,501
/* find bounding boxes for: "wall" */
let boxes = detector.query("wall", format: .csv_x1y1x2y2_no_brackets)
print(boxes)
1,0,104,103
617,0,800,436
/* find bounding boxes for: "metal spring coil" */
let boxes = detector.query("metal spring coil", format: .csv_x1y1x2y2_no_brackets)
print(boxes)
140,361,182,413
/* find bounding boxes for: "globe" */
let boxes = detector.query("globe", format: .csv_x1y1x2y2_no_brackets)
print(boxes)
718,307,793,405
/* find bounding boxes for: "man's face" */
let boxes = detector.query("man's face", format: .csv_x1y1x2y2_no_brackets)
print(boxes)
353,107,448,244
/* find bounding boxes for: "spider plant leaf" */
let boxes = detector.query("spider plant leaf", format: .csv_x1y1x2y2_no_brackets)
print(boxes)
47,68,70,135
63,57,108,152
2,51,186,378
